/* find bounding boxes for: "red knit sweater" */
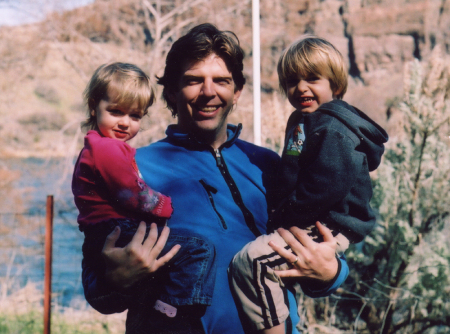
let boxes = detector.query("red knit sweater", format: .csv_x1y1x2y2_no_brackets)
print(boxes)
72,130,172,225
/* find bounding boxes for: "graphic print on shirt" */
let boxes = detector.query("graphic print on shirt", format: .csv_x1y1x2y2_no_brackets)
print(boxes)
137,180,161,212
130,158,161,212
285,123,305,156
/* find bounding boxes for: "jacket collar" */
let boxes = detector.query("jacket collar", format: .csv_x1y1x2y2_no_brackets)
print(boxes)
165,123,242,150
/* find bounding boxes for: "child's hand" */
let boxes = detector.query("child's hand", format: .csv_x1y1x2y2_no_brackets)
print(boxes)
269,221,338,282
102,222,181,289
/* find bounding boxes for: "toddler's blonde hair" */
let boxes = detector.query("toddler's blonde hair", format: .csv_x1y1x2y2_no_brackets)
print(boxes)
83,62,155,130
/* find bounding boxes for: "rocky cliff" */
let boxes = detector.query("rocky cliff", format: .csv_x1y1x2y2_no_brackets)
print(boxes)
0,0,448,156
259,0,450,128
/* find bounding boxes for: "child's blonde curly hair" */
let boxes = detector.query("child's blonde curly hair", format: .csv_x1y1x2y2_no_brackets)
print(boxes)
83,62,155,130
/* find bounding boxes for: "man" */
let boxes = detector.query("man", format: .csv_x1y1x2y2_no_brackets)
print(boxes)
82,23,348,334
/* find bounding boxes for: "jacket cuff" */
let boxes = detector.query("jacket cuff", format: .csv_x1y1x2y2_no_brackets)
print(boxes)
299,254,347,298
152,195,173,218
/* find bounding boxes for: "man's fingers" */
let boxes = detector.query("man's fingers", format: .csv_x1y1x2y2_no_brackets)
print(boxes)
274,268,302,278
287,226,318,249
268,235,302,270
278,227,310,249
103,226,121,251
137,224,172,267
153,244,181,271
268,239,297,262
129,221,147,247
141,222,157,245
144,226,177,272
316,221,334,242
156,225,171,245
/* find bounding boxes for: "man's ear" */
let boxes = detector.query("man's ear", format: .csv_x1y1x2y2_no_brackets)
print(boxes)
233,89,242,104
166,91,177,105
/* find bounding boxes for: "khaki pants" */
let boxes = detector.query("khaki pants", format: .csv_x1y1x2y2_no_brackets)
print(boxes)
228,231,348,331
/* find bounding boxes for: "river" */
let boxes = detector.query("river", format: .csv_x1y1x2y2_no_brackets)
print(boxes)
0,157,85,307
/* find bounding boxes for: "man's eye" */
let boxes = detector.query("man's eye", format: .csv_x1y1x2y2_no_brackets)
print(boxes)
308,76,320,82
186,79,201,85
109,109,122,115
216,79,231,85
131,114,142,120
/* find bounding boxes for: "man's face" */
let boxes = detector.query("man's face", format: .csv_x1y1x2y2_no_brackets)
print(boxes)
172,53,242,147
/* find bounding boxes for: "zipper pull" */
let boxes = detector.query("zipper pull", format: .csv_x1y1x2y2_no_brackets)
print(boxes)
214,149,223,167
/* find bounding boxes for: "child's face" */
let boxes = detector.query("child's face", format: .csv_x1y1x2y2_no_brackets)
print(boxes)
93,90,143,142
286,73,335,113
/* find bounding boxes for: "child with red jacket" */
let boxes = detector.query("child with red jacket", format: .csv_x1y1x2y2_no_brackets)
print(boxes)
73,63,215,330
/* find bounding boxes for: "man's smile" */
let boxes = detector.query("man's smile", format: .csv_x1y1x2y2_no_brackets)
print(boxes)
194,104,222,117
199,106,220,113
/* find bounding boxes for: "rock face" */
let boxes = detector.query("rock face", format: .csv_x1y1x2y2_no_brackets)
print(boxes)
1,0,449,155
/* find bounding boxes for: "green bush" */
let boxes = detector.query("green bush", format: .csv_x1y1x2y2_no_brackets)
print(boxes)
342,45,450,334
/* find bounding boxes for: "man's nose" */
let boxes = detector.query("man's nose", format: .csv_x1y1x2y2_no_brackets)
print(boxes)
201,79,216,96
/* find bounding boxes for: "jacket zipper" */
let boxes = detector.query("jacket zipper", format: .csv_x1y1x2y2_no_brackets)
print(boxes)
199,180,227,230
212,148,262,237
214,149,222,167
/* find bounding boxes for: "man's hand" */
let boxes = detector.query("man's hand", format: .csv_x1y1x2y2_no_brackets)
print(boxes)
269,221,338,282
102,221,181,289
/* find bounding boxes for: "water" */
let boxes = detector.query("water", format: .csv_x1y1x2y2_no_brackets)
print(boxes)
0,157,85,306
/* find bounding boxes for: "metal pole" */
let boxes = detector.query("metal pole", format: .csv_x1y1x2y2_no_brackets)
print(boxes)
44,195,54,334
252,0,261,146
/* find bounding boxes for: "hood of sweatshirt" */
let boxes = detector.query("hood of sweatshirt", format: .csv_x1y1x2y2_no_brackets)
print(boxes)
317,100,389,171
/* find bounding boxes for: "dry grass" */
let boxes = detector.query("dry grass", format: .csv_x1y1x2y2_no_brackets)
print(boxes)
0,282,126,334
